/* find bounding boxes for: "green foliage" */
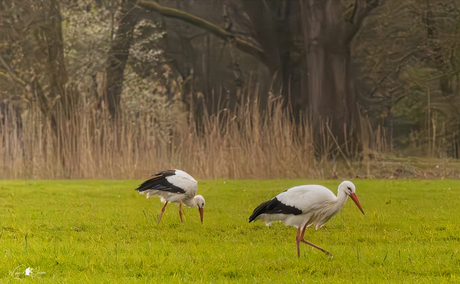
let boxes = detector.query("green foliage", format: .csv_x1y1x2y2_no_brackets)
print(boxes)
355,0,460,155
1,179,460,282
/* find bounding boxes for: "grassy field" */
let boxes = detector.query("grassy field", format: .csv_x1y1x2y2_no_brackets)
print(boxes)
0,179,460,283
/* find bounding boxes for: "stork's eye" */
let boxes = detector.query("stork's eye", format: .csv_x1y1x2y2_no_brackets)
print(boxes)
347,187,352,192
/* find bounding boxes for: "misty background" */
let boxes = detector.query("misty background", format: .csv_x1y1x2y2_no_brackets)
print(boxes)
1,0,459,179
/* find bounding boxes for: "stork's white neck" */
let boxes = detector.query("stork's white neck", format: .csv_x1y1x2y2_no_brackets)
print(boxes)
330,188,349,215
184,196,199,207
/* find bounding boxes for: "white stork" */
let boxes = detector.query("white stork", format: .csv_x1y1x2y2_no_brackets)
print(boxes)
249,181,364,257
136,169,205,223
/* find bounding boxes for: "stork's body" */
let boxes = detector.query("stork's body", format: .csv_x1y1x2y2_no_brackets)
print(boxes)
136,169,205,223
249,181,364,257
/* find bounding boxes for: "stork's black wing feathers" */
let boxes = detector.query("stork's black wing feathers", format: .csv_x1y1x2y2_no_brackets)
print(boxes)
135,170,186,194
249,197,302,222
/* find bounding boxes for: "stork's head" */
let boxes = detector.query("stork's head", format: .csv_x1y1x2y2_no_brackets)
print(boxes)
194,195,205,223
339,181,365,215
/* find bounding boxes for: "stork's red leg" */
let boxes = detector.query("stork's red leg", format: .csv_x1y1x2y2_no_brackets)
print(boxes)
295,227,302,258
158,202,168,223
179,203,183,223
299,225,332,257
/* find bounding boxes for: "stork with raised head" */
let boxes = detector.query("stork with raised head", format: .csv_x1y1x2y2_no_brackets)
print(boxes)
136,169,205,223
249,181,364,258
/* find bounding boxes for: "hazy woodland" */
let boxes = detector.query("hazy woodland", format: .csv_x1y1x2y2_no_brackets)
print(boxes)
1,0,460,179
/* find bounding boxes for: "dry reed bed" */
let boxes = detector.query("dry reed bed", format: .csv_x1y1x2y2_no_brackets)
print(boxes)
1,98,459,180
0,98,320,179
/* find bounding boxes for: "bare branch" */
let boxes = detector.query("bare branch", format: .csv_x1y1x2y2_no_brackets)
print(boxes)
346,0,385,43
0,53,26,87
137,0,267,63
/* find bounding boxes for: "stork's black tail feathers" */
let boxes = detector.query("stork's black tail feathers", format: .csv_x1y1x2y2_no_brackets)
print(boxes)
135,178,161,192
249,197,303,222
135,170,185,194
249,199,275,222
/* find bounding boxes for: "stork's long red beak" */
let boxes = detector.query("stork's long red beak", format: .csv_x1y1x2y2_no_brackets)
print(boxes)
199,207,204,223
349,193,365,215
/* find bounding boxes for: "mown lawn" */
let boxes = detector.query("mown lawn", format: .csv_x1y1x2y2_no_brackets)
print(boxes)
0,179,460,283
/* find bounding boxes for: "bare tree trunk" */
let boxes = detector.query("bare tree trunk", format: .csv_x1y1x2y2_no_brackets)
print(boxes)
303,42,357,151
105,0,139,118
46,0,68,98
299,0,380,154
38,0,69,127
29,0,71,175
424,0,450,96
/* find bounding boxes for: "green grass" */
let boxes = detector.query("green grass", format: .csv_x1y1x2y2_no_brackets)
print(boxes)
1,179,460,283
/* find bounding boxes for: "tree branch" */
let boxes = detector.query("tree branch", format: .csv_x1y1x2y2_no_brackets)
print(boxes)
137,0,267,63
0,53,25,87
346,0,385,43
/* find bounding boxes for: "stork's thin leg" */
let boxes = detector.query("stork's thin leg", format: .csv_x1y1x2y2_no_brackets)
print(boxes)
179,203,183,223
298,225,333,257
295,227,302,258
158,202,168,223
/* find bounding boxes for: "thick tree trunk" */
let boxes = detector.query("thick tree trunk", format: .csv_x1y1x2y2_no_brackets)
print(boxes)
105,0,139,118
240,0,367,155
45,0,68,102
31,0,68,135
304,45,357,150
30,0,71,175
299,0,364,155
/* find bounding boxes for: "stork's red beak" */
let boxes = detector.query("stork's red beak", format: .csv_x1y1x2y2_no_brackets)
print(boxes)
349,193,365,215
198,207,204,223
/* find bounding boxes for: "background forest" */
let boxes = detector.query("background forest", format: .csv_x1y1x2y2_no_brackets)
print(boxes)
1,0,460,179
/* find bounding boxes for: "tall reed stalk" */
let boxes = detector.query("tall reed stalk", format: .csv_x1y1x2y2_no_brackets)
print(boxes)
0,95,323,179
1,93,458,179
